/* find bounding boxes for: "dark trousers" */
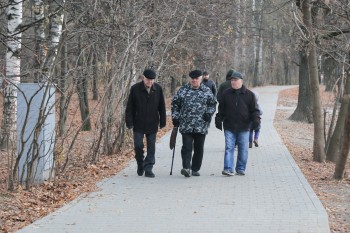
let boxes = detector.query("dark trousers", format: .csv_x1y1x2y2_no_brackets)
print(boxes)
133,132,157,172
181,133,206,172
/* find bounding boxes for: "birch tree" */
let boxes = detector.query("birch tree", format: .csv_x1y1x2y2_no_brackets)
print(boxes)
1,0,22,191
1,0,22,151
41,0,64,82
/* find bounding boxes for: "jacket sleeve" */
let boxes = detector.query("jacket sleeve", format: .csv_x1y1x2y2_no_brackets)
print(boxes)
215,96,225,122
171,89,182,120
206,92,217,116
212,82,217,97
158,87,167,128
125,88,134,128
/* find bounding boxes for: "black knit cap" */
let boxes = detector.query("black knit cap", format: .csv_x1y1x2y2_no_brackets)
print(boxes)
189,70,202,79
143,69,156,79
203,71,208,75
226,69,235,79
230,71,243,79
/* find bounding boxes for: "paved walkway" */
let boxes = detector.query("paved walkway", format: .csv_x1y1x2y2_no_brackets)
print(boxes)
17,86,330,233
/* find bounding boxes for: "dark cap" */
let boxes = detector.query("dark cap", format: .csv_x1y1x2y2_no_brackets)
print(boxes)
202,71,208,76
226,69,235,79
189,70,202,79
143,69,156,79
230,71,243,79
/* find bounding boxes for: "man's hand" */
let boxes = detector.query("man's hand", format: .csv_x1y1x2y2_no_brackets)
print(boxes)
215,121,222,131
215,117,222,131
172,119,180,127
203,113,211,123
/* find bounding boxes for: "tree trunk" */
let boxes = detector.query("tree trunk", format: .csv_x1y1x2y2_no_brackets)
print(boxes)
58,16,68,137
33,0,46,83
323,57,338,92
171,76,176,97
326,72,350,161
92,50,99,101
283,54,290,85
289,49,313,123
1,0,22,191
77,40,91,131
302,0,326,162
253,0,264,87
333,94,350,180
41,0,65,82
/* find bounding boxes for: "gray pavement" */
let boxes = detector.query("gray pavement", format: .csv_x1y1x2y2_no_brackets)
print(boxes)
17,86,330,233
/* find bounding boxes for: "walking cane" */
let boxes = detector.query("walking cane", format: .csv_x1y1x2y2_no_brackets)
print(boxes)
169,127,178,175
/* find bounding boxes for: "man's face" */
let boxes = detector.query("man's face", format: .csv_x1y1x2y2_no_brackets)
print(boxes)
143,76,154,88
190,76,202,88
203,74,209,80
231,78,243,89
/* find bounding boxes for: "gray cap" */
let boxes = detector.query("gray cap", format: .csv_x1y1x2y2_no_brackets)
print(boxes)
230,72,243,79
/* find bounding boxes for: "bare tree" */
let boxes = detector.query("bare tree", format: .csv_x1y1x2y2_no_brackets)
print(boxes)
333,89,350,180
327,70,350,162
302,0,326,162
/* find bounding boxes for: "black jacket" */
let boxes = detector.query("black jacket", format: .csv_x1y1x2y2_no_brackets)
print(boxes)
217,80,231,102
202,79,217,96
125,81,166,134
216,85,260,132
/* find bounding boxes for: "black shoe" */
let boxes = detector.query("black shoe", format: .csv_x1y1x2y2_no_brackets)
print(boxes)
253,140,259,147
137,164,144,176
181,168,191,177
145,171,155,178
249,142,252,148
191,170,200,176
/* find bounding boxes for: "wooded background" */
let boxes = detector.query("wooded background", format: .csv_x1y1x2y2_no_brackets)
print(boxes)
0,0,349,190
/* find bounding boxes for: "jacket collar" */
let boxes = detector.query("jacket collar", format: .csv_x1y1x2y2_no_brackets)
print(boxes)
139,81,156,92
231,85,247,94
185,83,207,91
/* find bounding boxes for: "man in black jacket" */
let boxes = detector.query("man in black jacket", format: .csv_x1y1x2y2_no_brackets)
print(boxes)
215,72,260,176
201,71,217,96
125,69,166,178
217,69,235,102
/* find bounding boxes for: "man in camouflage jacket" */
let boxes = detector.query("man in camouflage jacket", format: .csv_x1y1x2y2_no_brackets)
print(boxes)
171,70,217,177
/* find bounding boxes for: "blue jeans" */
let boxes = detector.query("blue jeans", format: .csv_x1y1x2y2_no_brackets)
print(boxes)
133,132,157,172
249,128,260,143
223,129,249,172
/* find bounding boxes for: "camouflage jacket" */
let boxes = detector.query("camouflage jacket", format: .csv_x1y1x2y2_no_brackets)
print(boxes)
171,83,217,134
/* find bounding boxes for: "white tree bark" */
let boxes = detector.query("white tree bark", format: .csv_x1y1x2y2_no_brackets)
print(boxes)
42,0,65,82
1,0,22,150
